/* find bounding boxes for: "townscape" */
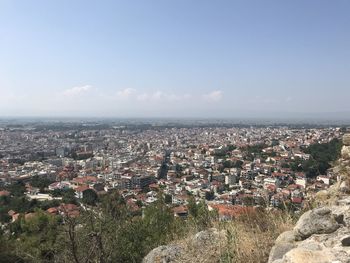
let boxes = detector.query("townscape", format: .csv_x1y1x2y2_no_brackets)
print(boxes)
2,1,350,262
0,120,344,222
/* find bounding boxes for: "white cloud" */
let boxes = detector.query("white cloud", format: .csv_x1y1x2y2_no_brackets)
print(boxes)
116,88,136,99
136,91,192,102
136,93,150,101
203,90,223,102
63,85,91,97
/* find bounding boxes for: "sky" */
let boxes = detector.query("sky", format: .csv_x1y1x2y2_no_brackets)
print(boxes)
0,0,350,118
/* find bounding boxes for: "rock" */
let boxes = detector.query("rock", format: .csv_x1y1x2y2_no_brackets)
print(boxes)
343,134,350,146
143,245,183,263
337,197,350,206
340,180,350,194
281,248,333,263
341,146,350,160
268,141,350,263
191,228,226,247
294,207,340,239
143,228,226,263
268,242,296,263
331,204,350,225
341,236,350,246
296,240,321,251
275,230,300,243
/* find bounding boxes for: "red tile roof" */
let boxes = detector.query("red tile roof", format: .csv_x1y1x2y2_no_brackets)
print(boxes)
210,204,256,219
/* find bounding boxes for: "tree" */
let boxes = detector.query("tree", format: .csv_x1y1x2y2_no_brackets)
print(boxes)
9,210,61,262
223,160,233,168
205,191,215,201
62,189,78,205
303,138,342,177
82,189,98,206
227,144,236,151
6,181,26,196
164,194,172,204
187,196,214,230
234,160,243,168
100,190,128,220
30,176,54,192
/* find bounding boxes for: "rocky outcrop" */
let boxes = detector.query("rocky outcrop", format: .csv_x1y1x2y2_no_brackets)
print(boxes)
343,134,350,147
335,134,350,194
294,207,340,239
269,133,350,263
268,204,350,263
143,228,226,263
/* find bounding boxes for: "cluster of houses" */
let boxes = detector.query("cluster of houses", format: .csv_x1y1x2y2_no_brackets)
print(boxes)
0,125,343,221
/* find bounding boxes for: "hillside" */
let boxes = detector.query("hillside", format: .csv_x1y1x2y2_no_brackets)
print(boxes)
267,134,350,263
143,134,350,263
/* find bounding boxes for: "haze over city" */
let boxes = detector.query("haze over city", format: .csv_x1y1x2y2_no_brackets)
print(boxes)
1,0,350,119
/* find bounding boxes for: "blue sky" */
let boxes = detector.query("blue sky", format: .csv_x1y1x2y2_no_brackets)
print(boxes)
0,0,350,118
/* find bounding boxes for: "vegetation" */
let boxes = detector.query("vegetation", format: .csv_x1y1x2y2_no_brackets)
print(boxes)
219,210,294,263
82,189,98,206
302,138,342,176
223,160,243,169
290,138,342,177
0,173,299,263
205,190,215,201
0,191,218,263
243,144,268,161
30,175,55,192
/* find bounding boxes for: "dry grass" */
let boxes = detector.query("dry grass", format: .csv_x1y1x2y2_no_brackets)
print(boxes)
171,209,295,263
220,210,295,263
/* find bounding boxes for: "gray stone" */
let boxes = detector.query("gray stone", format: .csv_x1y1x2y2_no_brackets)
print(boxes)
143,245,183,263
275,230,300,244
281,247,335,263
341,146,350,160
294,207,340,239
340,180,350,194
341,236,350,246
343,134,350,146
337,197,350,206
297,240,321,251
191,228,226,247
268,242,296,263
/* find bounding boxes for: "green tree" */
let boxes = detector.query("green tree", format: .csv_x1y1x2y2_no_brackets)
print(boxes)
62,189,78,205
10,210,61,262
30,176,54,192
302,138,342,177
187,196,214,230
205,190,215,201
164,194,172,204
82,189,98,206
6,181,26,196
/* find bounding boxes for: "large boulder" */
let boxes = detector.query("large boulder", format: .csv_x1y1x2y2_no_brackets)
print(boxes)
294,207,340,239
191,228,226,247
275,230,300,244
280,247,334,263
143,228,226,263
268,242,296,263
270,201,350,263
273,245,350,263
143,245,183,263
